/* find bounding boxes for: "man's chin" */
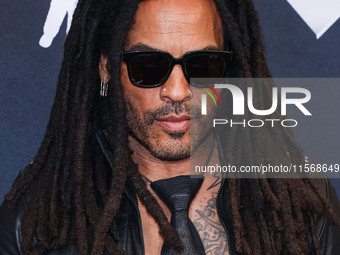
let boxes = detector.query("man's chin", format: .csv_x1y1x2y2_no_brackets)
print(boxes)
149,147,190,161
147,139,191,161
129,130,191,161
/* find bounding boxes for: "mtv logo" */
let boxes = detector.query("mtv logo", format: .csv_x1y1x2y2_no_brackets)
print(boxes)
287,0,340,39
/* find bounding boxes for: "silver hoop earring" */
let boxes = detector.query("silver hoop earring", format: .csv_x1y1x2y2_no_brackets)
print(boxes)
100,81,108,97
188,89,193,99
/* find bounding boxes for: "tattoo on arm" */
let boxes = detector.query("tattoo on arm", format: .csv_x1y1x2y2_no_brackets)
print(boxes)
193,197,228,255
206,172,221,191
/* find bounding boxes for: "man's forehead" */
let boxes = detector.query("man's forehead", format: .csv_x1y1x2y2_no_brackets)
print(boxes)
124,0,223,53
137,0,218,17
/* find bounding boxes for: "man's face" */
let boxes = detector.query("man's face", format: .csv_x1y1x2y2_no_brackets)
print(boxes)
120,0,223,160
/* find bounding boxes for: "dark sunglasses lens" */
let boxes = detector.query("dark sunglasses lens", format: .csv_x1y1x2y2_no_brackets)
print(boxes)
186,54,227,86
128,54,170,87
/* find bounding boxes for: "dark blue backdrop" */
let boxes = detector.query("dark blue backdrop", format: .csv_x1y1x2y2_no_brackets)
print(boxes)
1,0,339,201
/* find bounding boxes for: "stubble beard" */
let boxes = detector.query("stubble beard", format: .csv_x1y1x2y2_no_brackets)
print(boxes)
124,97,215,161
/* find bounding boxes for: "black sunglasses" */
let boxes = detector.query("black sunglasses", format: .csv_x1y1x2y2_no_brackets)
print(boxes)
121,50,232,88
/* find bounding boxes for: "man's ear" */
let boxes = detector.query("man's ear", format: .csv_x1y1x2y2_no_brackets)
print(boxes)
99,54,110,83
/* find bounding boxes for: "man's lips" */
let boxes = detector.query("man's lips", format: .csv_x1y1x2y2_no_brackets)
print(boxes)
156,115,190,132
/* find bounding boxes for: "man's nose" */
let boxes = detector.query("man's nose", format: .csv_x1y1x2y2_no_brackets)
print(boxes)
160,65,191,103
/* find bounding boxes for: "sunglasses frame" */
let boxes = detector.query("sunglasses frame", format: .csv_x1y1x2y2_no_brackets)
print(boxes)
121,50,232,88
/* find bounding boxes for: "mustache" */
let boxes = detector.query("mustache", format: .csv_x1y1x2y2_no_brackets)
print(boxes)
144,102,202,126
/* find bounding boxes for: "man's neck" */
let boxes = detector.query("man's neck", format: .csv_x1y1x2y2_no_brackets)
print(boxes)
128,134,215,181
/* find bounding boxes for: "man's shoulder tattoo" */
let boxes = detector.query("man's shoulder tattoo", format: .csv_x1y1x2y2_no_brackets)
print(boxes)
192,194,229,255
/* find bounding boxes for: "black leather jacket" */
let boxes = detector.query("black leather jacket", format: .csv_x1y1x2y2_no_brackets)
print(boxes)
1,131,340,255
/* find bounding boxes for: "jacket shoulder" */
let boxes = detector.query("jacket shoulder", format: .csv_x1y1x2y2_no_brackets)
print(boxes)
311,176,340,255
0,195,27,255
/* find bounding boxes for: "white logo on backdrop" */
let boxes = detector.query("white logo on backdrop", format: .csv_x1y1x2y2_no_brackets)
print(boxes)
287,0,340,39
39,0,78,48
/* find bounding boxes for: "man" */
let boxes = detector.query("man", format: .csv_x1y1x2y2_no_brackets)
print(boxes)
0,0,339,254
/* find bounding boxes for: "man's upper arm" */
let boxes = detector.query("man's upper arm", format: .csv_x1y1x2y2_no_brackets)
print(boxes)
0,198,25,255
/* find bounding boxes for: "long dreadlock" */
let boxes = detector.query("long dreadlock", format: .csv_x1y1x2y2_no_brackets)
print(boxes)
5,0,338,254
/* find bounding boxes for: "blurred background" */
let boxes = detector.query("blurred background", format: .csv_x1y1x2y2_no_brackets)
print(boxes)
0,0,339,201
